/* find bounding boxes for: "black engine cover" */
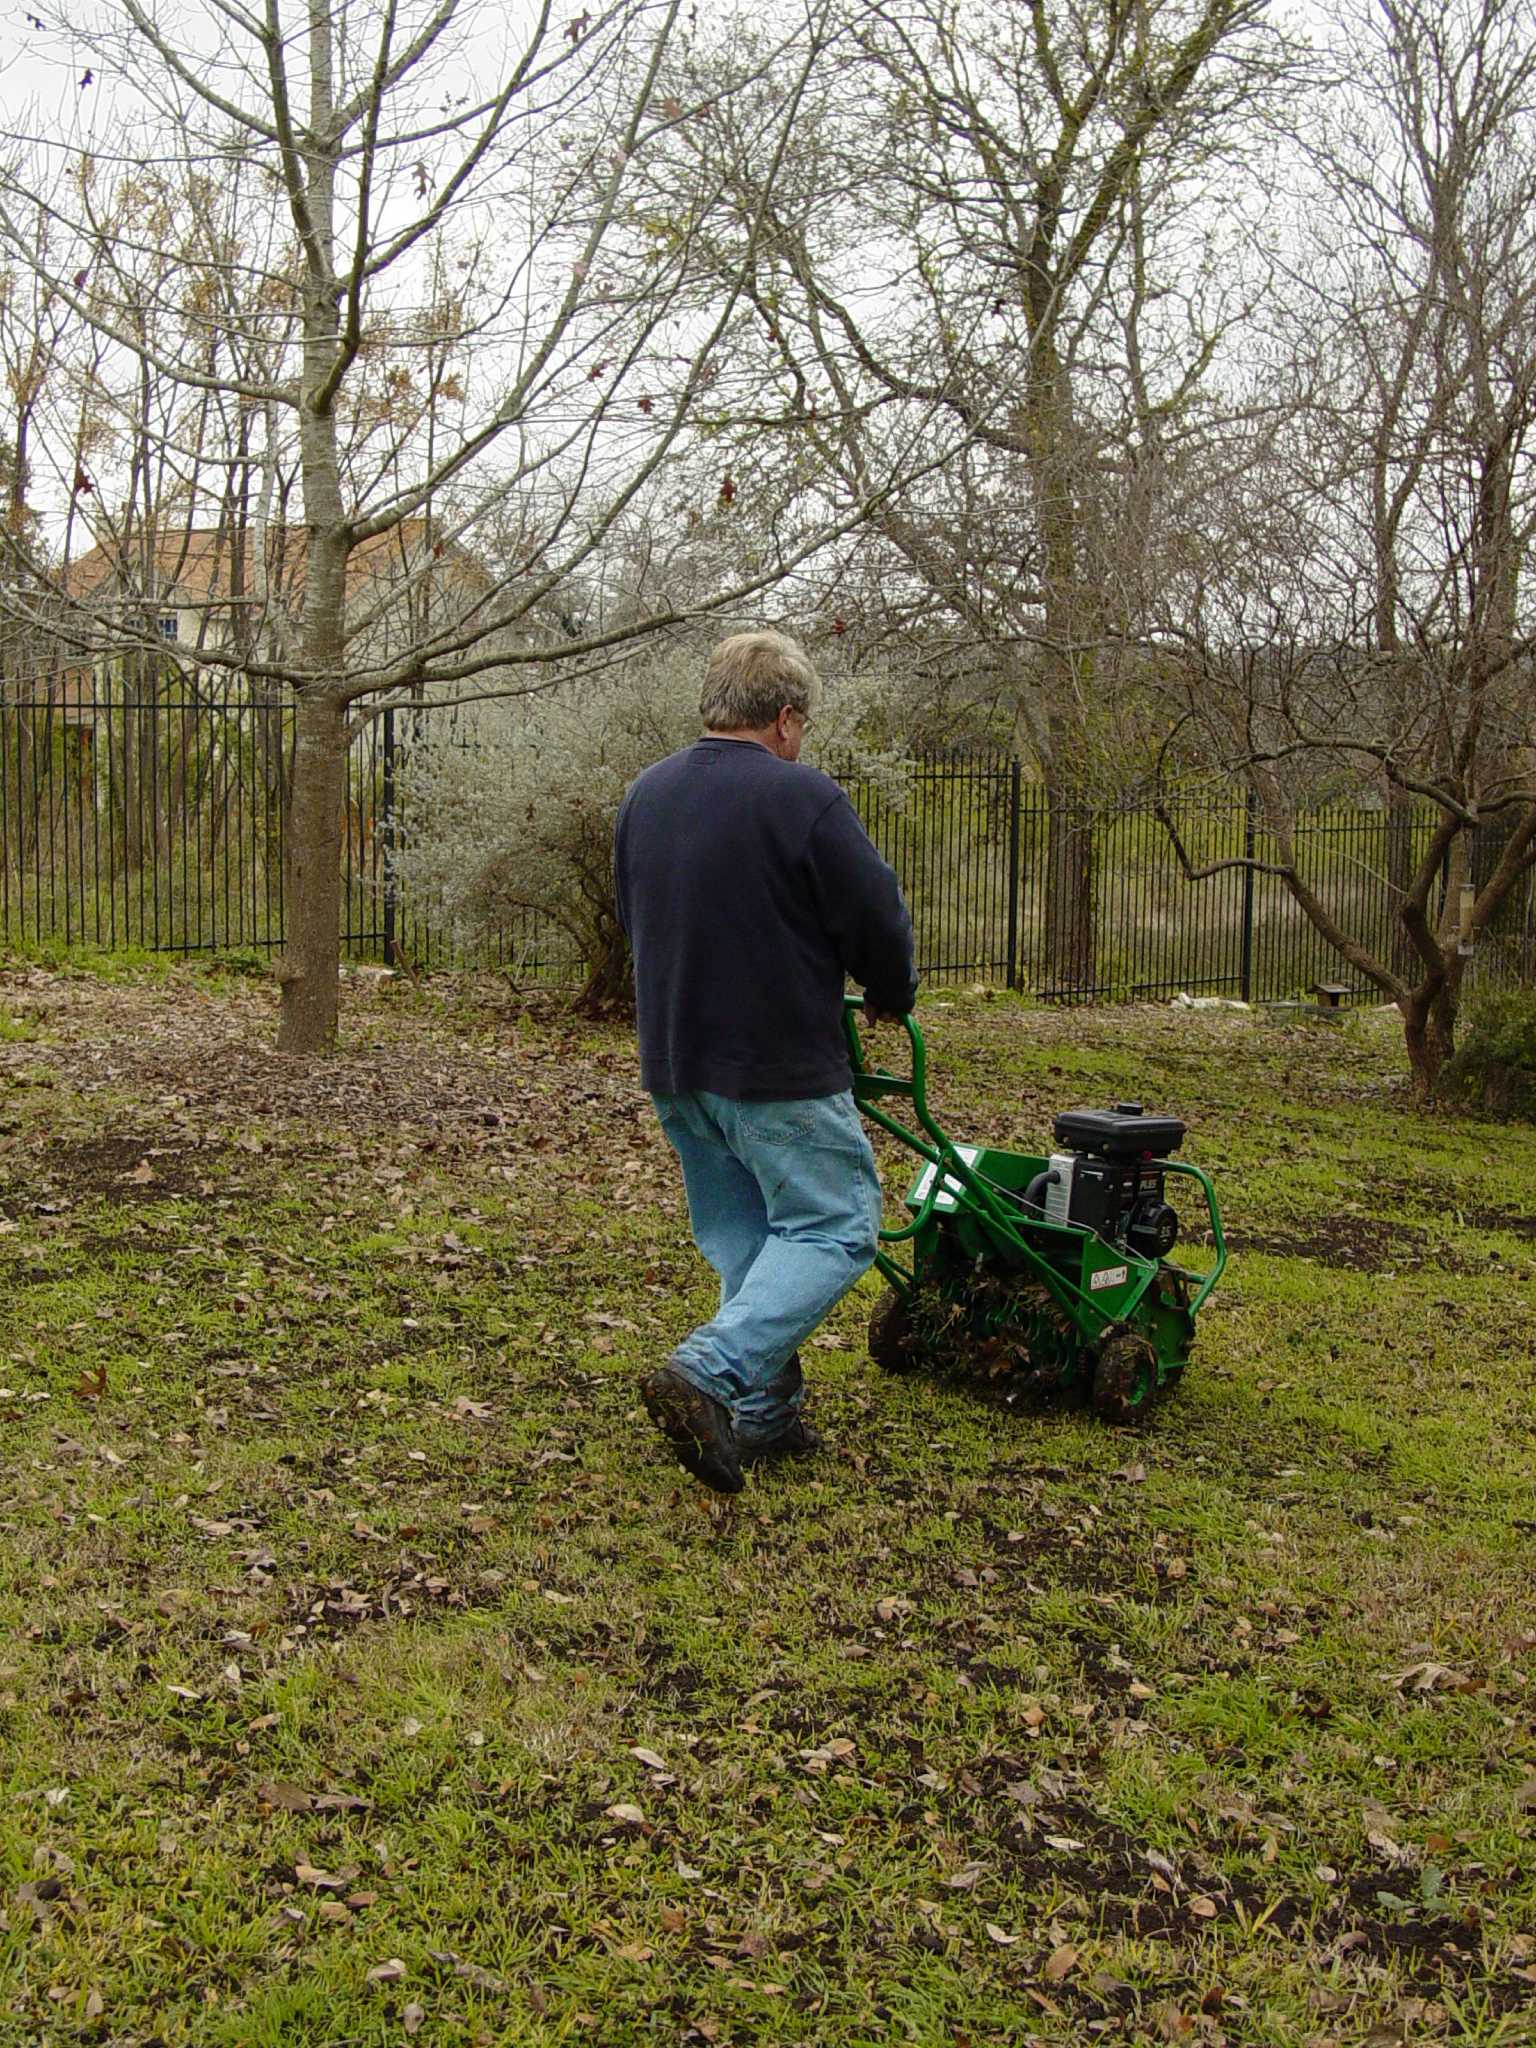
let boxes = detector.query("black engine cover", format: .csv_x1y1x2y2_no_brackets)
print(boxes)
1053,1108,1185,1160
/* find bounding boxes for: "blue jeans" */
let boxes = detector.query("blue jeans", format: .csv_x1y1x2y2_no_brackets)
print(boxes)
651,1089,883,1449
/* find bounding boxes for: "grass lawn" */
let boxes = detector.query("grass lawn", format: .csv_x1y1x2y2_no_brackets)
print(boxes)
0,959,1533,2048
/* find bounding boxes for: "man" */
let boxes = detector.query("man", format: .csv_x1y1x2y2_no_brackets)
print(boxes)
614,629,918,1494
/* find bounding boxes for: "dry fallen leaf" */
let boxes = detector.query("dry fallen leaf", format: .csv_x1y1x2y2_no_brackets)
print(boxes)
1043,1943,1078,1983
604,1803,645,1827
1385,1660,1474,1693
367,1958,407,1984
984,1922,1019,1946
630,1746,667,1771
257,1780,312,1813
403,2004,425,2036
1189,1895,1219,1919
16,1879,64,1923
425,1950,507,1992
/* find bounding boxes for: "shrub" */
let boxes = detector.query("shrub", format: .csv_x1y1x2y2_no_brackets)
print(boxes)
1440,988,1536,1120
389,651,906,1013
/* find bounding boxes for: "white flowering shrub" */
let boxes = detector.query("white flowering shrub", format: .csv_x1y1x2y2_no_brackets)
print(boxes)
390,649,907,1011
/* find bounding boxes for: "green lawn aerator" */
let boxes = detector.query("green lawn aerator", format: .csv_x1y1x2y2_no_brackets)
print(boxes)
846,998,1225,1423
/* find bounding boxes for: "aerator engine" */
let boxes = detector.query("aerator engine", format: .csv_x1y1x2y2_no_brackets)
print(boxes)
1025,1105,1185,1262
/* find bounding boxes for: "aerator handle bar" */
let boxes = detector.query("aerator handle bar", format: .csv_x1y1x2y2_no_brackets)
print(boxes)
1162,1162,1226,1313
842,997,1033,1252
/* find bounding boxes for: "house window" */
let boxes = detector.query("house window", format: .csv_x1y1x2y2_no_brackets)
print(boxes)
158,614,178,641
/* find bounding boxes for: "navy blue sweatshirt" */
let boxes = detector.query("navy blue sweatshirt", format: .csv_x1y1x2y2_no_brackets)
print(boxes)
614,737,918,1099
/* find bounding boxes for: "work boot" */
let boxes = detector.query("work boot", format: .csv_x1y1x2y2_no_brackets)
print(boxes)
639,1365,743,1495
739,1351,819,1464
740,1414,823,1465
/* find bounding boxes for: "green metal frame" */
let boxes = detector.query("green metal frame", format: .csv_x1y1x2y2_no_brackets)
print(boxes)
844,997,1225,1352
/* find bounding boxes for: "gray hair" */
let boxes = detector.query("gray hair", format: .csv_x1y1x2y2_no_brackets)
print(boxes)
699,630,820,731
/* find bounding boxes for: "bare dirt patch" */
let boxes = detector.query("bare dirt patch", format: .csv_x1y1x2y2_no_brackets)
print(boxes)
1219,1216,1493,1273
30,1132,207,1205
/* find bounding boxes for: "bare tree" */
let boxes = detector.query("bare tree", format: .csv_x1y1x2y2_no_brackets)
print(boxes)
0,0,939,1049
1156,0,1536,1093
646,0,1289,986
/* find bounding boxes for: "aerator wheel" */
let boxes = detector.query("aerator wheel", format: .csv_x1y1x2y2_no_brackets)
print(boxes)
1092,1329,1160,1426
868,1288,920,1373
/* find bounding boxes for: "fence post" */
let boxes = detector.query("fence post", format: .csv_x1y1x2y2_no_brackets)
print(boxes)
381,706,397,966
1006,756,1022,989
1240,785,1256,1002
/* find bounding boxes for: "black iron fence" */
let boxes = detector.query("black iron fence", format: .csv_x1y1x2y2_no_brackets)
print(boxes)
836,756,1535,999
4,680,1533,999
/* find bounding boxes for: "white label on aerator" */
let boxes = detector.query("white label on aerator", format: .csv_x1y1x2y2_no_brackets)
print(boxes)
1090,1264,1130,1291
910,1146,981,1208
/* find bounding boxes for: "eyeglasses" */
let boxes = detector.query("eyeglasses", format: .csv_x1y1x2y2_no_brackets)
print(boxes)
787,707,813,733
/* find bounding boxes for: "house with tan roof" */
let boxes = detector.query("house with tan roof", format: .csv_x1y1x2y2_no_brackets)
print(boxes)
45,518,493,723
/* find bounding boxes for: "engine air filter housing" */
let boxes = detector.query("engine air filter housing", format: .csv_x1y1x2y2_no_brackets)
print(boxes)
1053,1107,1186,1161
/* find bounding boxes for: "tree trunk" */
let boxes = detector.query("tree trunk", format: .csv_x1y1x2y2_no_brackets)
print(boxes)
1385,781,1418,981
1043,774,1095,989
1429,952,1467,1088
572,908,634,1018
1400,989,1441,1097
1019,336,1100,994
275,0,351,1054
1399,955,1462,1099
277,690,346,1052
573,951,633,1019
